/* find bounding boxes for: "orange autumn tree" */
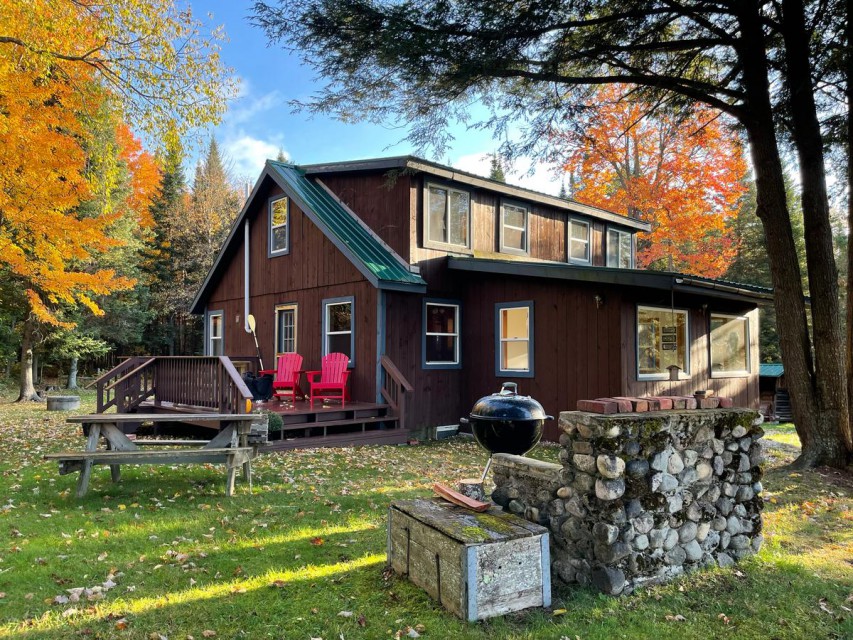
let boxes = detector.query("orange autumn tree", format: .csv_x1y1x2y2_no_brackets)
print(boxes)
0,0,233,400
557,85,748,277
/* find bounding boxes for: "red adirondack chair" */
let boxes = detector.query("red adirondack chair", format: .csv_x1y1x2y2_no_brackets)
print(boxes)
306,352,350,408
272,353,304,403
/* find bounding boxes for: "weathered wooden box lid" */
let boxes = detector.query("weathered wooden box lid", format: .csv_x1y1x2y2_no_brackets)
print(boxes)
391,498,548,542
388,498,550,621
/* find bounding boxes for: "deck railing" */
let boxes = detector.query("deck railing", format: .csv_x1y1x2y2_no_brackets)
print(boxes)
94,356,254,415
380,355,414,431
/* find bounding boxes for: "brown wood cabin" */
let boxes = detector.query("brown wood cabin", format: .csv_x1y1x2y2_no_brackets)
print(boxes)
191,156,771,443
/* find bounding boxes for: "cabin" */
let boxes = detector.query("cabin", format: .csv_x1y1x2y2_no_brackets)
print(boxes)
190,156,771,445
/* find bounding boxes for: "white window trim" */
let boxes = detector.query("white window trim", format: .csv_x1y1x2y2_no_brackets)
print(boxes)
569,218,591,264
607,227,634,269
495,301,534,378
636,305,690,381
274,303,298,355
424,182,472,251
322,296,355,366
710,312,751,378
500,201,529,256
207,310,224,357
423,301,461,368
269,196,290,256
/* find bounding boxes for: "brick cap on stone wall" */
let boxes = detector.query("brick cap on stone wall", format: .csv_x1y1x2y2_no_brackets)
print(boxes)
578,395,734,414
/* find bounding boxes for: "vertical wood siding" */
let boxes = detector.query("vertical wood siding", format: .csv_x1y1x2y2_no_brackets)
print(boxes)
206,179,378,401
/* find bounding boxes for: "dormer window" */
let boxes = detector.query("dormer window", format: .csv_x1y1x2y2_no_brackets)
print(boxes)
607,228,633,268
269,196,289,256
569,219,591,264
425,183,470,249
500,201,528,255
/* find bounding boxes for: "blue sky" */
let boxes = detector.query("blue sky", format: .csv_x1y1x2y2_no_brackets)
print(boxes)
190,0,561,194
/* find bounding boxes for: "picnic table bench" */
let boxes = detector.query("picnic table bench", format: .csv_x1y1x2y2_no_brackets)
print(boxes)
44,413,258,498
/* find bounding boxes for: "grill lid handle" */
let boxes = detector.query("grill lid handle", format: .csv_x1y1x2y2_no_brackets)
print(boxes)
499,382,518,396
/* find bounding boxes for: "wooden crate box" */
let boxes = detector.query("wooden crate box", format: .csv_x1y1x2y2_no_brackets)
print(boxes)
387,498,550,621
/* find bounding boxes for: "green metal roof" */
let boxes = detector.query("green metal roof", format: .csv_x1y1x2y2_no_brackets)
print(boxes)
267,161,426,291
759,363,784,378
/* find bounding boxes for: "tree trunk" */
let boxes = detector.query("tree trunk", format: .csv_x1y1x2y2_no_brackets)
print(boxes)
781,0,852,466
736,3,821,463
66,356,79,390
16,319,41,402
846,0,853,461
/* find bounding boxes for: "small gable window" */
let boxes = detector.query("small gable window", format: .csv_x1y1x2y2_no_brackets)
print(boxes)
270,196,289,255
426,183,470,249
500,202,528,255
607,228,633,268
207,311,224,356
569,219,591,264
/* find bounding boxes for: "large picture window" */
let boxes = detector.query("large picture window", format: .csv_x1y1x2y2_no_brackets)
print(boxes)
207,311,223,356
322,297,354,363
423,301,460,368
569,219,591,264
607,228,633,268
500,202,528,255
710,313,750,376
275,303,298,355
496,302,534,377
426,184,470,248
269,196,289,255
637,306,689,379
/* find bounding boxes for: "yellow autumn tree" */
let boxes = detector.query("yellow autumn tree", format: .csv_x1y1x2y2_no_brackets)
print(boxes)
0,1,235,399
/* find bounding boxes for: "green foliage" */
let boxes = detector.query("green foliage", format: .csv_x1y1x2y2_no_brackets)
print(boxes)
51,332,111,360
488,153,506,183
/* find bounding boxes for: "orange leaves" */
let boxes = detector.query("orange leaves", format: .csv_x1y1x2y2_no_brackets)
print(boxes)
557,84,748,278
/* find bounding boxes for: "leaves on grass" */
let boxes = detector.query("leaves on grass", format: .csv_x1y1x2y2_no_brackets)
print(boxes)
664,614,686,622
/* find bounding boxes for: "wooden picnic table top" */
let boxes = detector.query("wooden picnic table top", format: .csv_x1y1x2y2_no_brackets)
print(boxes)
67,413,255,424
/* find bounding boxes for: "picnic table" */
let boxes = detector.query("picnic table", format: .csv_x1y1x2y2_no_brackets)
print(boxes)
44,413,258,498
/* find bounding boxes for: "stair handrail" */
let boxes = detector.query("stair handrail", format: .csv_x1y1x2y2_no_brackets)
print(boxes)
218,356,253,413
103,357,157,391
94,356,145,413
380,355,413,430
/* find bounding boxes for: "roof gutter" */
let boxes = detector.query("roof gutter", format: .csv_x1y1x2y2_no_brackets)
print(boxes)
674,277,775,302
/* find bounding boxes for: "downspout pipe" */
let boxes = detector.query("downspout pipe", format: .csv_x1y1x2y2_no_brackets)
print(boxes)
244,219,251,333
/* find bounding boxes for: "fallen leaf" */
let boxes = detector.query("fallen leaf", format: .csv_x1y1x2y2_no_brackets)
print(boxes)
552,609,567,616
357,614,367,627
338,611,353,617
202,632,216,638
271,580,286,588
114,618,129,630
665,614,686,622
310,537,324,546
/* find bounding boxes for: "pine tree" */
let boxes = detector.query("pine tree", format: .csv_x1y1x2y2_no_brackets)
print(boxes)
488,154,506,183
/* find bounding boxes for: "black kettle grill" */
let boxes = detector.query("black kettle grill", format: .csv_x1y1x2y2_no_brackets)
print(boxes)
461,382,553,480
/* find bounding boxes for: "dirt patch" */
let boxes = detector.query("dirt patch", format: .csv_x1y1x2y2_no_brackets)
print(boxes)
814,465,853,491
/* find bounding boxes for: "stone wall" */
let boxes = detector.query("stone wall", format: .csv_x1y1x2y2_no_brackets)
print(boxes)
491,409,764,595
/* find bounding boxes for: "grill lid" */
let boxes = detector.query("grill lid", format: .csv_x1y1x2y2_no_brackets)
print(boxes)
469,382,550,421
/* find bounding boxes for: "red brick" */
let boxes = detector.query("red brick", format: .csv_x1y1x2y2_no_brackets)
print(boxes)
647,396,674,410
718,397,734,408
666,396,687,410
596,397,633,413
644,398,662,411
577,399,619,414
613,397,649,412
674,396,698,410
698,397,721,409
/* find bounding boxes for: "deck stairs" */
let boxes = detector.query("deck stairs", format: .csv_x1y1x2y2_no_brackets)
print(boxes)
774,388,793,422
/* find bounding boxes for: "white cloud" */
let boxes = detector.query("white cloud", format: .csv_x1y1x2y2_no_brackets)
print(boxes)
451,152,563,196
229,90,284,124
223,134,286,180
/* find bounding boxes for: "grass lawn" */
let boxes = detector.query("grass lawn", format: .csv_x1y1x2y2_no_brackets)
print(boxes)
0,391,850,640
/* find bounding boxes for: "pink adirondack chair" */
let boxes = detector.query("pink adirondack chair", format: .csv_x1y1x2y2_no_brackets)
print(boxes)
272,353,304,403
306,352,350,408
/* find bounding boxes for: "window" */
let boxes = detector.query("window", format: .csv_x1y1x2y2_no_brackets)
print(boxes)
496,302,534,377
607,228,633,268
569,219,591,263
269,196,289,255
322,297,354,363
423,301,460,368
207,311,223,356
426,183,470,248
637,306,689,379
500,202,528,255
710,313,750,376
275,304,298,355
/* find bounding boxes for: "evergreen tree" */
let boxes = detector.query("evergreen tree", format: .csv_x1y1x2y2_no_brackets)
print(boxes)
488,153,506,183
